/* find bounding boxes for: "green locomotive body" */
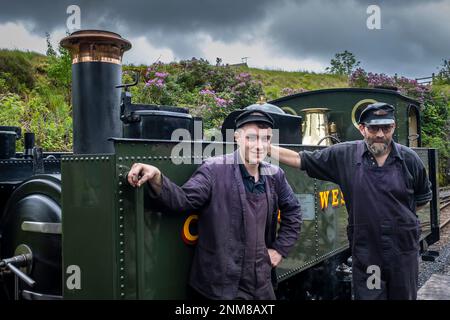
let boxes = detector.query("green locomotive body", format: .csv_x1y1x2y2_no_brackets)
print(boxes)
0,30,440,300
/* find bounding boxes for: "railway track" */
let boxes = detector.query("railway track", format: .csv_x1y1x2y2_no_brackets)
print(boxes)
418,187,450,294
440,187,450,229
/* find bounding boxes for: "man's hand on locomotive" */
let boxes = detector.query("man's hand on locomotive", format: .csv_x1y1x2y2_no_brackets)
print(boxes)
128,163,162,194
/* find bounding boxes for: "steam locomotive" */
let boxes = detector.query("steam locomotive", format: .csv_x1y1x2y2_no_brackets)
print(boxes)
0,30,440,300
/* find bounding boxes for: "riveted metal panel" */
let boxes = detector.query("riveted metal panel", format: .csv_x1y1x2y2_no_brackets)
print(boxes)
62,154,118,299
114,140,198,299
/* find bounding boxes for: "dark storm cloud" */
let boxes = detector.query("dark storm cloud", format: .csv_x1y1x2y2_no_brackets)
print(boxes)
0,0,272,31
0,0,274,57
0,0,448,77
266,0,450,77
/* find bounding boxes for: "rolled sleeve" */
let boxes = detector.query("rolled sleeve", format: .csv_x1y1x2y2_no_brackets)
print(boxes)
402,148,433,206
300,147,340,184
148,163,213,213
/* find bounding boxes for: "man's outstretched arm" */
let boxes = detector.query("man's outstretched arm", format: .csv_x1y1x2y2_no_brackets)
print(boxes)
127,162,213,212
269,145,301,169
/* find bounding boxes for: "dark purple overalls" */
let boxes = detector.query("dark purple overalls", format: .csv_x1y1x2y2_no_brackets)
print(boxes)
351,151,420,299
235,190,275,300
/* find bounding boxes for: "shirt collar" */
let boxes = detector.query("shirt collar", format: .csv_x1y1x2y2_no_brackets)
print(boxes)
239,163,265,182
239,163,252,179
390,141,403,160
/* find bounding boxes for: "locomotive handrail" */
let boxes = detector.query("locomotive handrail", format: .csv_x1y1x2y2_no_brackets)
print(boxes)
21,221,62,234
7,263,35,287
317,135,341,145
115,71,139,90
117,71,140,124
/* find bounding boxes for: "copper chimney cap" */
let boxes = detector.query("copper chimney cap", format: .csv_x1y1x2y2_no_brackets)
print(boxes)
60,30,131,64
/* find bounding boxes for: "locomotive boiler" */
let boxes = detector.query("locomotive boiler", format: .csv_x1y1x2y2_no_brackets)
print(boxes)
0,30,440,300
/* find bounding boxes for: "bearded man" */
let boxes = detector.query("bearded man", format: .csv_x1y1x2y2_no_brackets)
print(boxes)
269,102,432,300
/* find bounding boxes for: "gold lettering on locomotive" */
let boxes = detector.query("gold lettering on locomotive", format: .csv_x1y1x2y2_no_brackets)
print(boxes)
319,189,345,210
319,190,330,210
332,189,339,207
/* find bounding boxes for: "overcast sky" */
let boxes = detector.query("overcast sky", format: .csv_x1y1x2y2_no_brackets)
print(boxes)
0,0,449,78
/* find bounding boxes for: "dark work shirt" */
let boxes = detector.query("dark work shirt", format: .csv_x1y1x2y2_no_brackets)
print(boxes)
300,140,433,208
239,164,266,194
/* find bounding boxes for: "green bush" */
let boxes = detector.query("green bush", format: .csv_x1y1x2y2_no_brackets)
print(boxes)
0,92,25,126
46,48,72,104
0,77,9,94
0,93,26,150
125,59,264,130
0,78,72,152
0,50,36,94
22,93,72,151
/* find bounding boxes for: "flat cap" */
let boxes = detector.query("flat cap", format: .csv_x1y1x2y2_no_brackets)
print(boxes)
358,102,395,125
235,110,274,129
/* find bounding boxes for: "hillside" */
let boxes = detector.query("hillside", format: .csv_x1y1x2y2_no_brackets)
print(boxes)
0,49,449,184
236,67,348,100
0,49,46,93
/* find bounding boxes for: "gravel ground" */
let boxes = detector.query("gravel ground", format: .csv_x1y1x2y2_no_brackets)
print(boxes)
418,206,450,288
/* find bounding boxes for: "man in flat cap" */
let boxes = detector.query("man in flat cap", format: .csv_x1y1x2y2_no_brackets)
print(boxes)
269,102,432,300
128,109,301,300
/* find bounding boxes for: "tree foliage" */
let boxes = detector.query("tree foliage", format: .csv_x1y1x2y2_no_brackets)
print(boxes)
326,50,360,76
421,91,450,185
45,33,72,104
435,59,450,85
45,32,57,57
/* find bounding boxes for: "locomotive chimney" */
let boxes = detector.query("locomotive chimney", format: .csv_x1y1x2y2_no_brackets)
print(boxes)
60,30,131,154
